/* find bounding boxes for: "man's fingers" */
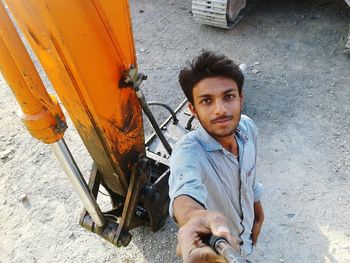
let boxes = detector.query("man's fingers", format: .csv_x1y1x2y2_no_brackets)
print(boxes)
178,223,224,263
185,246,226,263
226,235,240,252
176,212,241,262
253,235,258,245
177,227,197,258
206,212,240,251
177,217,208,258
252,231,257,245
206,212,230,238
215,225,230,235
252,223,261,245
176,243,182,257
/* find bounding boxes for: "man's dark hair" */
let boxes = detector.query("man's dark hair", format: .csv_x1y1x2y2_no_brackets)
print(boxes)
178,51,244,105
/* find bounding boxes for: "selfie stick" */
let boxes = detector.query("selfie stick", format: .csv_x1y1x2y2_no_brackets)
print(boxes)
208,235,251,263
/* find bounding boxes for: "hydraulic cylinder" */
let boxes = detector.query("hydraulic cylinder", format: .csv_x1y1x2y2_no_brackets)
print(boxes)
0,2,66,144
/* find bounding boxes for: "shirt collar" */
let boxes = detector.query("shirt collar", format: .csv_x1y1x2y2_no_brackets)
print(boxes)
196,121,249,152
235,126,249,144
196,125,222,152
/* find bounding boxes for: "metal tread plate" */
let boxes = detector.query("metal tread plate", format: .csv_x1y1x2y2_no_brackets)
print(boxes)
192,0,258,29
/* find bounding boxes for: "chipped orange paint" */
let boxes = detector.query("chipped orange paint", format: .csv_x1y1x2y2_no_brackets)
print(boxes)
3,0,145,196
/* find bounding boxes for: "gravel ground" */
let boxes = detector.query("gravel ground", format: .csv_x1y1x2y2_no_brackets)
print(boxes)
1,0,349,262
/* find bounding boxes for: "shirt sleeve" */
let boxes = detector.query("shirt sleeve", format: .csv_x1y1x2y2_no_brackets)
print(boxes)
252,124,263,202
168,144,208,221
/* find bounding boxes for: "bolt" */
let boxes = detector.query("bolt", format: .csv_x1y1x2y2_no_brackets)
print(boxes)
123,76,132,84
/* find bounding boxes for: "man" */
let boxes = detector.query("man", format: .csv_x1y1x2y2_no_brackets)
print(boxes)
168,51,264,262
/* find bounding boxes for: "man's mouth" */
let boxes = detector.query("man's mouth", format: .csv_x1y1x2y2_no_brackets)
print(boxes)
211,116,233,124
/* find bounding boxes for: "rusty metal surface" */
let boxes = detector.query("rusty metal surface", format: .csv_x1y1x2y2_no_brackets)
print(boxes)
80,156,171,246
80,211,132,247
4,0,145,196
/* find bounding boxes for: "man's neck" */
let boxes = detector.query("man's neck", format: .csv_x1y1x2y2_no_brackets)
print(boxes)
216,134,238,156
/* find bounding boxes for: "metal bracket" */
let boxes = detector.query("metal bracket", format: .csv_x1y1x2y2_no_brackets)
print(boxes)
79,163,134,247
79,155,170,247
119,65,147,90
119,65,172,154
113,156,149,246
54,115,68,134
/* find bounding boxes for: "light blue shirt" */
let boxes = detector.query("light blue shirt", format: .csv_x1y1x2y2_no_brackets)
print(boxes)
169,115,263,256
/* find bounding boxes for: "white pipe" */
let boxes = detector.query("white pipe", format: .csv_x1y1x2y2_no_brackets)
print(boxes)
51,138,105,227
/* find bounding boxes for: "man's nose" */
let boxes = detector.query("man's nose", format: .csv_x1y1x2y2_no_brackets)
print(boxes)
214,100,226,115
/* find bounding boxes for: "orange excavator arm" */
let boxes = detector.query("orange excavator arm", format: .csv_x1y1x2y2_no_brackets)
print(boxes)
0,0,148,245
2,0,144,197
0,2,66,144
0,0,192,247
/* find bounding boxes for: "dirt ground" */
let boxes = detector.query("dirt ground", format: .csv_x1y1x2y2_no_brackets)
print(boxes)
1,0,350,262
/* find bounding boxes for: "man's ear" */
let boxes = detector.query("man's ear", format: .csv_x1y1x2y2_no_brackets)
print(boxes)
188,103,198,119
240,91,244,111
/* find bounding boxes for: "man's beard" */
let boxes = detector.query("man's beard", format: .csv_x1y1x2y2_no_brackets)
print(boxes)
197,114,241,139
210,127,236,138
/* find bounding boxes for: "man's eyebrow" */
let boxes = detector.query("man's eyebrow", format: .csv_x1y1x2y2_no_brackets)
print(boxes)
196,88,237,99
223,88,236,94
197,94,212,99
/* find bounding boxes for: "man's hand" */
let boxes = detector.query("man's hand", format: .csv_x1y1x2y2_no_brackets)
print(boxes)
176,211,239,263
252,201,264,245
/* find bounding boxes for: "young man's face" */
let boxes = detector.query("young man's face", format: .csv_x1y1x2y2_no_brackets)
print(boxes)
189,76,243,140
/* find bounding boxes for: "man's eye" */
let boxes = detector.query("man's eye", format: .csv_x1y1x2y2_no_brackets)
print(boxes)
224,94,236,100
200,98,211,104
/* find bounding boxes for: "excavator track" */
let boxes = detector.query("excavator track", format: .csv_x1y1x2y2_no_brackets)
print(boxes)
192,0,258,29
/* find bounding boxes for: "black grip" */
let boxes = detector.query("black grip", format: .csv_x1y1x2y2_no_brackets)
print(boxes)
204,234,228,254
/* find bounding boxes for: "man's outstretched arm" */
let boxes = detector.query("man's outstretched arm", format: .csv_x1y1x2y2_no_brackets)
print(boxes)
174,195,239,263
173,195,206,226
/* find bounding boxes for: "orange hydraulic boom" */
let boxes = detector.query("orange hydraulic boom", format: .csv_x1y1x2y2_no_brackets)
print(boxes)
0,0,184,246
0,3,66,144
